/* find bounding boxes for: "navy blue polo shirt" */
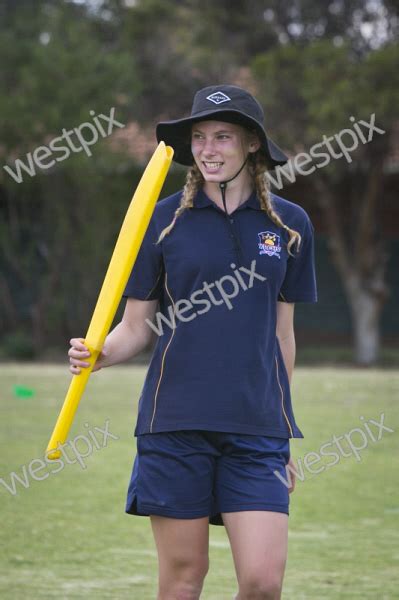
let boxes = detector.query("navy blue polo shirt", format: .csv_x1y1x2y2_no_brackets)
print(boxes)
123,188,317,438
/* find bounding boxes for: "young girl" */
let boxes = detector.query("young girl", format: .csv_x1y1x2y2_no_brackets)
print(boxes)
68,85,317,600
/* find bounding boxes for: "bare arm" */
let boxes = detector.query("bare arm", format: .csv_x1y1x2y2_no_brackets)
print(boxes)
276,301,296,385
68,297,159,374
276,301,297,492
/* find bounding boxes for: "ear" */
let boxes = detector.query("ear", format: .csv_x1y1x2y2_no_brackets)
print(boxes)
249,142,261,153
248,133,261,153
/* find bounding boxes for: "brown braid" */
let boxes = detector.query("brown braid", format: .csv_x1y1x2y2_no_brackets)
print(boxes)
156,163,204,244
249,152,301,256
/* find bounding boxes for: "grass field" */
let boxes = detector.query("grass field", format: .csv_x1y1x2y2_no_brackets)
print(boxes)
0,363,398,599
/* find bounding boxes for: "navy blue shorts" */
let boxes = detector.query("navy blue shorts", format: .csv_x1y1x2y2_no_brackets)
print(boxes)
125,431,291,526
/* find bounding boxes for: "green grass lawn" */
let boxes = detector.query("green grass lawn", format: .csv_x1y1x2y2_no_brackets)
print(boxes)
0,363,398,599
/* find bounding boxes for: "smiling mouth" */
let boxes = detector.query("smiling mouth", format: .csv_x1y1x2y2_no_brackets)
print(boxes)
203,161,224,170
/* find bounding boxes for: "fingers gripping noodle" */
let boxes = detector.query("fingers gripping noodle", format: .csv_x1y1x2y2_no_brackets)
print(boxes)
46,142,174,459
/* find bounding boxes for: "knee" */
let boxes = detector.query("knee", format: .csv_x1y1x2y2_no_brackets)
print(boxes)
159,577,207,600
238,573,283,600
158,555,209,600
173,553,209,582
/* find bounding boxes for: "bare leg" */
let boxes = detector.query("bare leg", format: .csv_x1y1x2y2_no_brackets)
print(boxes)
150,515,210,600
223,511,288,600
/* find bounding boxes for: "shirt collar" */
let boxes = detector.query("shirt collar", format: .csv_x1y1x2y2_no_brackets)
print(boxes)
193,188,262,211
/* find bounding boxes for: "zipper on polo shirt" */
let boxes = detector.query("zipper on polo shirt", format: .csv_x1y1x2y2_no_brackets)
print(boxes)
275,352,294,437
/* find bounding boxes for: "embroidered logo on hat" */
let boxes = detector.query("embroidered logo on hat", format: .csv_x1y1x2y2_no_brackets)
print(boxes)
206,91,231,105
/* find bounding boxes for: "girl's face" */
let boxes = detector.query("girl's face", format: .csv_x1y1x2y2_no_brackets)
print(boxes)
191,120,259,183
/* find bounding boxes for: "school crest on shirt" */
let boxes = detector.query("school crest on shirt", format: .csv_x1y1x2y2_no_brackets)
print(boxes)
258,231,281,259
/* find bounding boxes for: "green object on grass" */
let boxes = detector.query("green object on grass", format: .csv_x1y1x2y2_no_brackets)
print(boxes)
13,385,35,398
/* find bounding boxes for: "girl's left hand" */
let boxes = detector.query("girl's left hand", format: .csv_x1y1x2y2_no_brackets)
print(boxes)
287,456,297,494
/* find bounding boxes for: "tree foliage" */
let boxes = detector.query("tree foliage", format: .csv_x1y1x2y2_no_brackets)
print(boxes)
0,0,398,362
252,37,398,363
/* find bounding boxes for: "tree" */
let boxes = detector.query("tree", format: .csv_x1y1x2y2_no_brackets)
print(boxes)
252,39,398,364
1,0,398,362
0,0,140,349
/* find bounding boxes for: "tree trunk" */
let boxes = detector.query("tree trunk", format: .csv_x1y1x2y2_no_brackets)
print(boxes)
345,276,383,365
313,163,388,366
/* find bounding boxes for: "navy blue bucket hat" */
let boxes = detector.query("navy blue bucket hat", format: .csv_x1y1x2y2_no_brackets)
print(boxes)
156,84,288,169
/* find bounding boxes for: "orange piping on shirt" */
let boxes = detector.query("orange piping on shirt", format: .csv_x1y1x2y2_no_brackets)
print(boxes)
275,353,294,437
150,273,176,433
278,290,288,302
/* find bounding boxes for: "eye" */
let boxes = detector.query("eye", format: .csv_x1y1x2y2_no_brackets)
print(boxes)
192,132,204,140
216,134,230,140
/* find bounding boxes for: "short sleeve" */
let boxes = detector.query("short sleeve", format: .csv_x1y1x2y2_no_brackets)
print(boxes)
278,217,318,303
122,217,164,300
